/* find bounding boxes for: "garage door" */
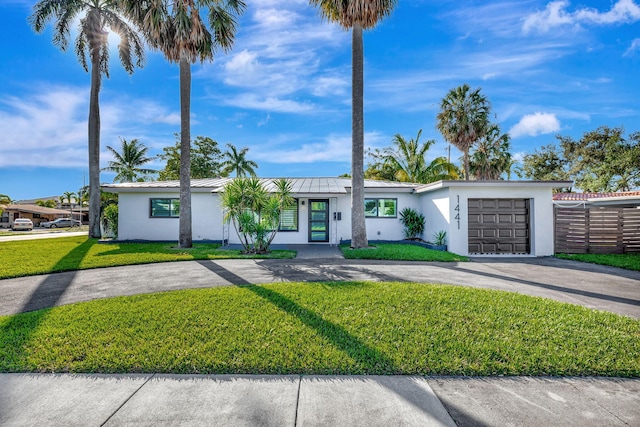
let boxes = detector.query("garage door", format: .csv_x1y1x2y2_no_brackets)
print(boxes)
468,199,530,254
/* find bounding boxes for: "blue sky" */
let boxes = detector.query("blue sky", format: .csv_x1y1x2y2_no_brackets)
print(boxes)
1,0,639,201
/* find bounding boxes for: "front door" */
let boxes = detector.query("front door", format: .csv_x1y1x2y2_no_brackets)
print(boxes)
309,199,329,242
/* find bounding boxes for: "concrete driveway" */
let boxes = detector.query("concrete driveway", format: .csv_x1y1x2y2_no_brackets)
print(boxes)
1,256,638,318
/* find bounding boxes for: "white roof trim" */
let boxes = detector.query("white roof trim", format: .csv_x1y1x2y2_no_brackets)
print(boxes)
415,180,574,194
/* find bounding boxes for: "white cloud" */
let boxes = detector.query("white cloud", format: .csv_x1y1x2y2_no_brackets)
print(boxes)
222,94,316,113
509,112,561,138
624,38,640,56
523,0,640,33
252,132,386,164
0,86,180,168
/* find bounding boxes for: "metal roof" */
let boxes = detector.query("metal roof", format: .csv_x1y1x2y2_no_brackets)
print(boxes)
102,177,419,194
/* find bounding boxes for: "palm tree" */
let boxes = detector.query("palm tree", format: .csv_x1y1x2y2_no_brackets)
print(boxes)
30,0,145,239
380,130,459,183
102,138,157,182
221,143,258,177
120,0,245,248
60,191,77,218
309,0,397,249
436,84,491,181
469,124,512,180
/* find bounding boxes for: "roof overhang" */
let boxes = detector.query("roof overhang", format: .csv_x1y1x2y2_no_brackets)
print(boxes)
415,180,574,194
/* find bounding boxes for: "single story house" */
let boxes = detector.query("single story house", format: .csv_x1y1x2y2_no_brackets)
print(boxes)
0,204,78,228
103,178,571,257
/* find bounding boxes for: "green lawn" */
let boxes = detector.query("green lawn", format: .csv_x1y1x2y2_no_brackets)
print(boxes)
341,243,468,262
1,282,638,376
556,253,640,271
0,236,295,279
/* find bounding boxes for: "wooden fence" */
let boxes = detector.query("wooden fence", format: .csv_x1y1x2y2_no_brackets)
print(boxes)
554,206,640,254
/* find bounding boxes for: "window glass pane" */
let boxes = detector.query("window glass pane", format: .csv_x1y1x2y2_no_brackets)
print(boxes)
364,199,378,217
378,199,397,217
151,199,171,217
311,211,326,221
311,201,326,211
279,202,298,231
170,200,180,216
151,199,179,217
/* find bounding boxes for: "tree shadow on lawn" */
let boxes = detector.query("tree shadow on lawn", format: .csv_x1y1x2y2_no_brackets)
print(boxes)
0,238,94,370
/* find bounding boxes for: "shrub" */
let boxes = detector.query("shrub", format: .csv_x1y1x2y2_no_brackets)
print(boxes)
399,207,425,239
101,204,118,238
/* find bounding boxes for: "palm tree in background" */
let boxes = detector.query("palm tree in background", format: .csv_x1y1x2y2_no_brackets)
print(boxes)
221,144,258,177
309,0,397,249
60,191,77,218
30,0,145,239
380,130,459,183
470,124,512,180
436,84,491,181
103,138,157,182
120,0,246,248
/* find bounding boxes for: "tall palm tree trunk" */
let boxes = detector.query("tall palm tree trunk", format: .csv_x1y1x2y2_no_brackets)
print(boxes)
351,23,367,248
179,56,193,248
88,50,102,238
463,149,470,181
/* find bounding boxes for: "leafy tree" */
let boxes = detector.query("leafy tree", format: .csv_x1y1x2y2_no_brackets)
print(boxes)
517,144,570,192
437,84,491,180
221,144,258,177
469,124,512,180
221,178,294,254
0,194,11,216
60,191,77,218
30,0,145,239
159,135,225,180
102,138,157,183
309,0,397,249
121,0,245,249
366,130,459,183
559,126,640,192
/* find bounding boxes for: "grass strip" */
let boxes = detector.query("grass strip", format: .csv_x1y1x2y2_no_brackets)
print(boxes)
0,236,295,279
1,282,638,376
341,243,468,262
556,253,640,271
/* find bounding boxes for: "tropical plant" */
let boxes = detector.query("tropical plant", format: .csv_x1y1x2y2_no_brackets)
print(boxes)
469,124,512,180
0,194,10,216
309,0,397,249
120,0,245,248
221,143,258,177
101,203,118,238
436,84,491,181
433,230,447,246
30,0,145,239
35,200,57,208
399,207,425,240
102,138,157,183
369,130,459,183
221,178,294,254
517,144,571,192
60,191,77,217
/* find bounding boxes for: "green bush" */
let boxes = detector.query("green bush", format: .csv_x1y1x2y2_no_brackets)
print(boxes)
399,207,425,239
102,204,118,238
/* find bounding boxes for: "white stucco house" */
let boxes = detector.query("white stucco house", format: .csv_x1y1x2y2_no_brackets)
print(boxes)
102,177,571,256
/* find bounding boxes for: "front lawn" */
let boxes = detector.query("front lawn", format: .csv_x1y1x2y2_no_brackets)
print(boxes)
0,236,295,279
341,243,468,262
556,253,640,271
1,282,638,376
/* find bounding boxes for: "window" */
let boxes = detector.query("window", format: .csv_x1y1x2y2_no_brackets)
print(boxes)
150,198,180,217
279,200,299,231
364,198,397,218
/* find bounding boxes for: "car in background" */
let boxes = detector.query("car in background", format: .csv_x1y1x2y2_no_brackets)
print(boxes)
11,218,33,231
40,218,82,228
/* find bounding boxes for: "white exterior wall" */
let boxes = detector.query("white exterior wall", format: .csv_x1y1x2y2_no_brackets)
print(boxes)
420,188,452,245
364,192,420,241
420,185,555,257
118,191,221,241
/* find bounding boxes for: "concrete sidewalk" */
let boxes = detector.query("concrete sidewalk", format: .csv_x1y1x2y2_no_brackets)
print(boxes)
1,374,638,426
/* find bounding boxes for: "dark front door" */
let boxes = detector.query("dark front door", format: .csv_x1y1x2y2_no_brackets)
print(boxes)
309,199,329,242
